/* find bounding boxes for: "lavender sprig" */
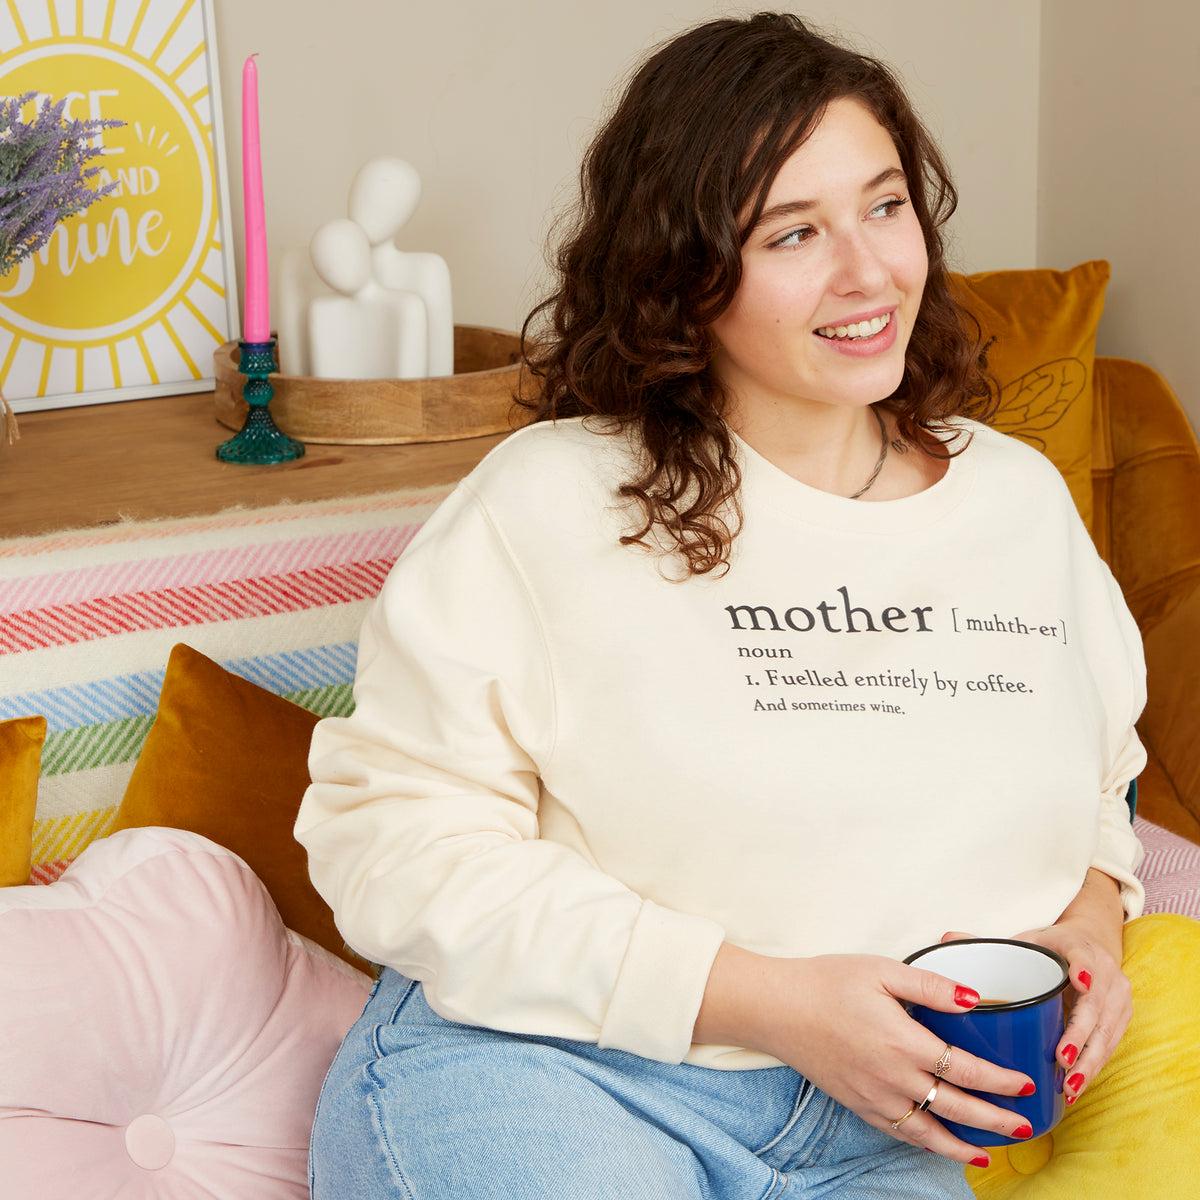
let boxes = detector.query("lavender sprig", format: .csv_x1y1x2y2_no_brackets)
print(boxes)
0,92,123,278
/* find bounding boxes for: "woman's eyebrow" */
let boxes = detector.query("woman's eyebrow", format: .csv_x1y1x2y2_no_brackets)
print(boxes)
750,167,908,232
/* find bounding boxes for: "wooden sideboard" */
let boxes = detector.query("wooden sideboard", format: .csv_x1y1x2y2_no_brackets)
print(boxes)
0,392,508,539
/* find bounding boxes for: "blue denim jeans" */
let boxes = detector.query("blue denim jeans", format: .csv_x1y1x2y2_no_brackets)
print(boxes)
310,969,974,1199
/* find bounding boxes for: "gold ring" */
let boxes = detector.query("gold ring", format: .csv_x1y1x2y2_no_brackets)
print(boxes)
918,1082,940,1112
890,1105,916,1130
933,1045,953,1078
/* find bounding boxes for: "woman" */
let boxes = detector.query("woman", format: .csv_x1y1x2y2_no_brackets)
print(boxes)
297,14,1144,1197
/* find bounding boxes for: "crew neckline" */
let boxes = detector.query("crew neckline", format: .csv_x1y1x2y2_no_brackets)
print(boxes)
732,419,979,533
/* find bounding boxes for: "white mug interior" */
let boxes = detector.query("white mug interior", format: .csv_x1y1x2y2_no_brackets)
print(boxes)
908,940,1067,1006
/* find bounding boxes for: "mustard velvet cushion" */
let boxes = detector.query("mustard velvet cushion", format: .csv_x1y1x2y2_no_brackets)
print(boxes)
0,716,46,886
109,643,361,969
969,913,1200,1197
952,260,1109,534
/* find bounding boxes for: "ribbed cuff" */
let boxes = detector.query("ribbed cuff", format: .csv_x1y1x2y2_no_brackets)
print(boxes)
597,900,725,1063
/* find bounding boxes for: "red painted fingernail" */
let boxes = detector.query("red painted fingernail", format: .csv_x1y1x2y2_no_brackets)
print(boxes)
1078,970,1093,990
970,1155,991,1168
1062,1044,1079,1065
1067,1073,1085,1091
1066,1094,1077,1105
1013,1123,1033,1139
955,985,980,1008
1019,1082,1036,1096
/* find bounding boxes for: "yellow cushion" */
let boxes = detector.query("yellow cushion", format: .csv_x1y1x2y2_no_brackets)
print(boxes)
109,643,363,969
968,913,1200,1197
0,715,46,886
951,260,1109,534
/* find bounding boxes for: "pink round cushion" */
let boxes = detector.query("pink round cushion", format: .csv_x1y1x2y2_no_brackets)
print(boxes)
0,827,372,1198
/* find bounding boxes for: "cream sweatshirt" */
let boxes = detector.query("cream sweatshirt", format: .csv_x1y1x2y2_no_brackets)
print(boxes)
295,416,1145,1069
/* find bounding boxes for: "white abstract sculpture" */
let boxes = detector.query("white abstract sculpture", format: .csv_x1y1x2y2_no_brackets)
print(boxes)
348,158,454,378
282,157,455,381
307,218,428,380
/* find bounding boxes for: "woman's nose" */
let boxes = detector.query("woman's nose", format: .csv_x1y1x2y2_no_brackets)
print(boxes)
830,230,889,295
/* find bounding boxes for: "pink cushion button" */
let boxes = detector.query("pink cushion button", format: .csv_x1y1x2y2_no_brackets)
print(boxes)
124,1113,175,1171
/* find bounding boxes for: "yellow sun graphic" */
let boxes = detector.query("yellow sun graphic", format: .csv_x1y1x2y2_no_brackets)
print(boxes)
0,0,236,409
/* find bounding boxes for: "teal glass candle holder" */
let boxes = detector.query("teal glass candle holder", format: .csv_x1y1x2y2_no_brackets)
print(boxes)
216,338,305,464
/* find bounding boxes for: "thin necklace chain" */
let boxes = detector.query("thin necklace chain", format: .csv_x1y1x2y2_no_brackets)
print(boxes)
847,406,888,500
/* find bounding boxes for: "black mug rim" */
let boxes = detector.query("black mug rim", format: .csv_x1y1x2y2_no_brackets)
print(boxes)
903,937,1071,1013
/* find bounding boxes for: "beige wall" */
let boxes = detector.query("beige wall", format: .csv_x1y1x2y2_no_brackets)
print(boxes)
1039,1,1200,428
211,1,1040,339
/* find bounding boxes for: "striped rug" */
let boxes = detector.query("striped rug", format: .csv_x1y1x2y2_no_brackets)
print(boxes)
0,485,452,881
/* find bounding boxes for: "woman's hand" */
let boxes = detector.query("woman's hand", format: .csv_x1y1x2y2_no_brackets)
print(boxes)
694,943,1036,1166
943,868,1130,1109
1011,868,1131,1107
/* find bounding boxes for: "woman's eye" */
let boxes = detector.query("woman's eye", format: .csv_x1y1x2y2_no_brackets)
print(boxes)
770,226,815,248
869,197,910,219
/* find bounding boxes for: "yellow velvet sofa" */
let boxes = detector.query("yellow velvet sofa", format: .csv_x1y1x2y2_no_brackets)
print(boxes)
1091,356,1200,846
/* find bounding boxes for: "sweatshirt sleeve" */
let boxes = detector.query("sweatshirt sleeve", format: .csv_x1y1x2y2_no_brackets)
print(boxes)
294,481,725,1061
1087,567,1148,919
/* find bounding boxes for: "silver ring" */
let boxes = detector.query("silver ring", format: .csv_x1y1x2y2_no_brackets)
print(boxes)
933,1045,952,1078
890,1105,916,1130
918,1082,940,1113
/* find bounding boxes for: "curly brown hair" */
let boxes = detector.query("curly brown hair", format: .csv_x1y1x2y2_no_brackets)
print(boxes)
521,11,993,575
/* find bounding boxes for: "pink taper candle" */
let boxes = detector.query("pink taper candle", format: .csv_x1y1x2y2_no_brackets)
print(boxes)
241,54,270,343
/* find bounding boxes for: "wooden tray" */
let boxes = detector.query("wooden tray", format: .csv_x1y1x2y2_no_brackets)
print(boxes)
214,324,536,445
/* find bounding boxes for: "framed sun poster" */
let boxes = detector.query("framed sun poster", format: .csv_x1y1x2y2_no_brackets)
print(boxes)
0,0,239,412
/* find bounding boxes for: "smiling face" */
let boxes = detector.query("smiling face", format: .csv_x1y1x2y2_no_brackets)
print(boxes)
708,97,929,434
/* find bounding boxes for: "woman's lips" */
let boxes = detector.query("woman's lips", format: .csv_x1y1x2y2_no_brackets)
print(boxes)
814,311,892,341
813,310,898,357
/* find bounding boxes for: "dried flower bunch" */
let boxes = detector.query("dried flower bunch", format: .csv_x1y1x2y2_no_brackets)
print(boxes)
0,91,121,443
0,91,120,277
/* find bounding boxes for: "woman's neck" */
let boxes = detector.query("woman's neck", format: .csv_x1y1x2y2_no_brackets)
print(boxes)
728,404,949,500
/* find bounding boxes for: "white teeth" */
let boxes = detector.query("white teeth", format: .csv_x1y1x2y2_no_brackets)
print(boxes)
817,312,890,340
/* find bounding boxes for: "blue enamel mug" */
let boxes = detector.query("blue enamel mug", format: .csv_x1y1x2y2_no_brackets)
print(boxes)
903,938,1070,1146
